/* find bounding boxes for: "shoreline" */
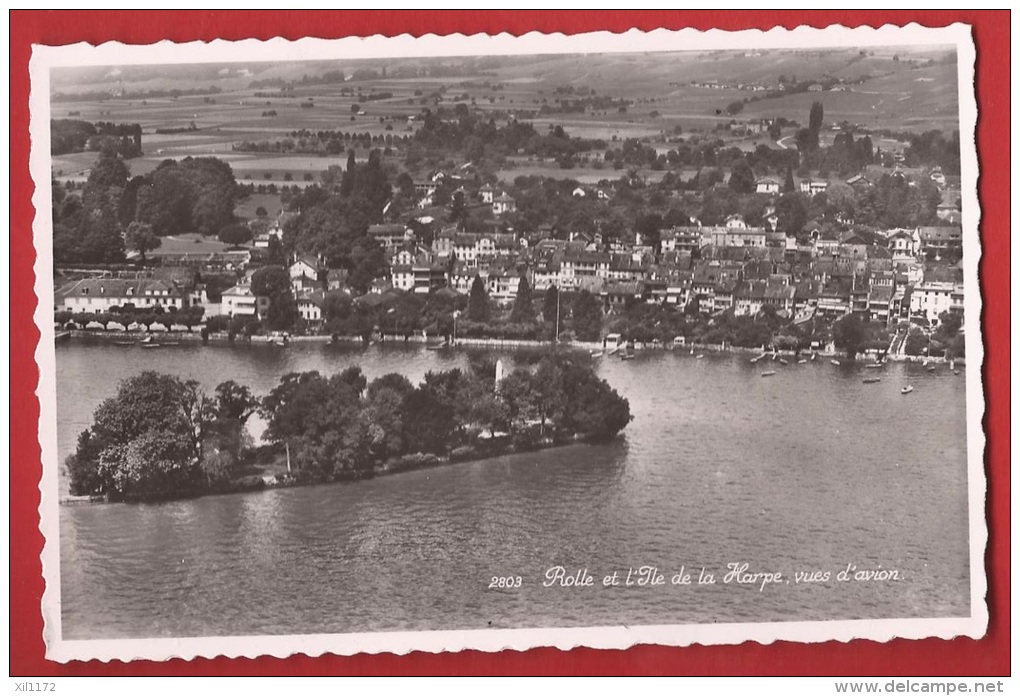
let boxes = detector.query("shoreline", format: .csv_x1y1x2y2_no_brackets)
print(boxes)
60,329,963,364
59,431,599,507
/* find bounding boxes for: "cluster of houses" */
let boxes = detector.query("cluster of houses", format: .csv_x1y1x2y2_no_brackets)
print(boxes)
414,172,518,216
54,212,965,333
270,215,962,329
54,162,965,335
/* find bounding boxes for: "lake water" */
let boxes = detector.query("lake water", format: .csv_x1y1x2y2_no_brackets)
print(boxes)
55,340,971,639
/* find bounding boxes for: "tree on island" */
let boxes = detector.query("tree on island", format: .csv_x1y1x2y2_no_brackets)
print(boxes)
65,372,212,500
832,313,866,360
70,352,633,501
467,275,491,323
510,274,535,324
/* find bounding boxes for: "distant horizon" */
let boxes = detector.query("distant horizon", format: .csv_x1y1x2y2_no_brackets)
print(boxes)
52,44,957,86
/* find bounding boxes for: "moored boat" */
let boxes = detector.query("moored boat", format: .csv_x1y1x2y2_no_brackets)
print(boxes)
901,386,914,395
863,377,881,384
761,370,776,377
830,359,841,366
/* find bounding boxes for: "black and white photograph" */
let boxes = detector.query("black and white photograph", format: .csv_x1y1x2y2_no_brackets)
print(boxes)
31,23,985,662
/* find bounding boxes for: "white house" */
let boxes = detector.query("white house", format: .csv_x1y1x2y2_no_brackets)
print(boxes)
221,284,269,317
755,178,780,194
799,180,829,196
58,278,188,314
296,292,327,323
910,280,964,325
492,192,517,216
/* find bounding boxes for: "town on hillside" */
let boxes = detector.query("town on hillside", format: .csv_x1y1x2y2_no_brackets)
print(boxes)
50,50,967,361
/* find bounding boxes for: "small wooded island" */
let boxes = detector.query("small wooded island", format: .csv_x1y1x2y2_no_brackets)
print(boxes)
66,351,632,502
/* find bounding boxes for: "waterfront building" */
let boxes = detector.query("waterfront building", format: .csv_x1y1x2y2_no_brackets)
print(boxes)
57,278,189,314
296,291,327,324
910,278,965,326
220,284,269,317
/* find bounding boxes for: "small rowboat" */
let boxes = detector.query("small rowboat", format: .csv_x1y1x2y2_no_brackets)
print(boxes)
863,377,881,384
761,370,776,377
778,358,788,366
797,359,807,364
695,354,704,359
830,359,841,366
901,386,914,395
865,363,884,369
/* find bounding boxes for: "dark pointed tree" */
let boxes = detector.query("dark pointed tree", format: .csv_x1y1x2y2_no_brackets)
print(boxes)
510,274,535,323
543,285,560,325
467,275,491,323
809,101,825,134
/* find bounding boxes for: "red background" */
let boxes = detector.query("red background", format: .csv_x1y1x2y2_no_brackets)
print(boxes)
10,10,1010,676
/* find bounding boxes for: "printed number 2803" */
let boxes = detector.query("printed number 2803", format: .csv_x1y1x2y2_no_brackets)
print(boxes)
488,575,522,589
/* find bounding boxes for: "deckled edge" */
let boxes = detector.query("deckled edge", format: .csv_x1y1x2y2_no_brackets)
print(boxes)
29,44,63,662
955,22,989,644
29,21,988,665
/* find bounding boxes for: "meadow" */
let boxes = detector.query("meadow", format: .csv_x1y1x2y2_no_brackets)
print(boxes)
50,46,958,188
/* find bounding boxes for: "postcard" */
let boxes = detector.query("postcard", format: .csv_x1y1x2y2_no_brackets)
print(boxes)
30,22,985,663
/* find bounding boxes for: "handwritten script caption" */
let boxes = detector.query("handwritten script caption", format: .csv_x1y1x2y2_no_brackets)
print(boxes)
530,563,903,592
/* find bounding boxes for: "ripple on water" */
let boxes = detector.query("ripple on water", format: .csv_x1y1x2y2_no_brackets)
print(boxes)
57,344,972,637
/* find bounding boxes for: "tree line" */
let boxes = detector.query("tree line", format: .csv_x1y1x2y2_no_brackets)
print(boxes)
52,149,239,264
65,352,632,501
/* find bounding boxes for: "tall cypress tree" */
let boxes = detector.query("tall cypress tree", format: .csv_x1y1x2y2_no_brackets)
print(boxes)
467,275,491,323
340,149,357,199
510,274,535,323
543,285,559,325
783,164,796,193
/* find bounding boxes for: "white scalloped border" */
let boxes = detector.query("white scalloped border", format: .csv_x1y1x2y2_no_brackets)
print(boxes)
29,21,986,665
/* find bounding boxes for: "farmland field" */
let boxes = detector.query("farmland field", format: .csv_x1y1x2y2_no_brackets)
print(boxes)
50,46,958,188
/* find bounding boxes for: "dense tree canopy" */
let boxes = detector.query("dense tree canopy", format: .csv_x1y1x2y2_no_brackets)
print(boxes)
251,265,297,330
571,290,604,342
133,157,238,236
66,372,210,499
